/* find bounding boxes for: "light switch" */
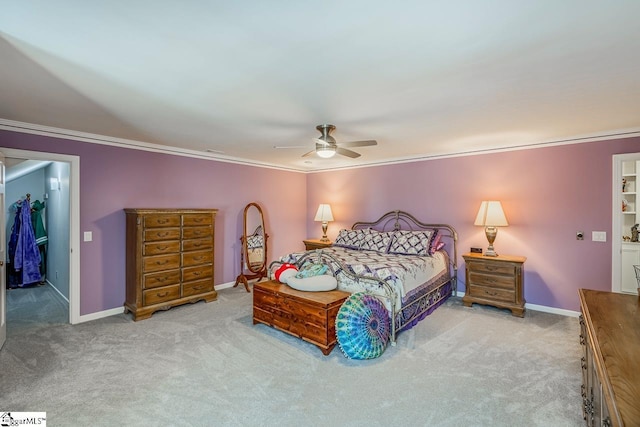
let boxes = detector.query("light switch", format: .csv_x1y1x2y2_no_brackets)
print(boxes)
592,231,606,242
84,231,93,242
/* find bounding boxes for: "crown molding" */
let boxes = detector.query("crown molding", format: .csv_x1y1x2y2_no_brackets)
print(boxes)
2,118,639,174
0,118,307,173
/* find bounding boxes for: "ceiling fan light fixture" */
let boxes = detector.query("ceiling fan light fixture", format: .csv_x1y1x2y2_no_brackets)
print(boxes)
316,146,336,158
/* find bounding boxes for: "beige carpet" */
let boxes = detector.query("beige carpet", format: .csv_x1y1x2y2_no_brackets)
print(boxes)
0,284,583,426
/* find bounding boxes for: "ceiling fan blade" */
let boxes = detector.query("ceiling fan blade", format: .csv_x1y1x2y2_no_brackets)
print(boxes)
301,150,316,157
339,140,377,148
312,138,331,146
336,147,361,158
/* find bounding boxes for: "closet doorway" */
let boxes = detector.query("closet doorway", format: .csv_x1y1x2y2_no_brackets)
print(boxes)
1,148,80,326
612,152,640,295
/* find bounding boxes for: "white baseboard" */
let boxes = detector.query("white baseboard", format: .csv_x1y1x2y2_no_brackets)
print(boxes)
525,303,580,317
45,279,69,304
215,281,236,290
77,306,125,323
454,291,580,317
74,281,239,323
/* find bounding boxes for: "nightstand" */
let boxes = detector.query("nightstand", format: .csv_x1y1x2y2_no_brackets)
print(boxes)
303,239,332,250
462,253,526,317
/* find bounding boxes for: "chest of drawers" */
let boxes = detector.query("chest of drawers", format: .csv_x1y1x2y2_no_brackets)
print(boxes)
124,208,218,321
462,253,526,317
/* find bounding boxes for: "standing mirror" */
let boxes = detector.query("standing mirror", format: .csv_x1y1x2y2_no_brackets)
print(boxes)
234,202,269,292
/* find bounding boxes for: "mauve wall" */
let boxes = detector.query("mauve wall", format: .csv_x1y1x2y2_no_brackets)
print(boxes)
306,136,640,312
1,130,306,315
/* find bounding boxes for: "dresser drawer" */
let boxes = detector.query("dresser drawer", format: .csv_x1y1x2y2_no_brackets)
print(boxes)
469,271,515,290
468,284,515,303
144,241,180,256
182,279,214,297
182,250,213,267
144,228,180,242
467,261,516,276
182,237,212,252
182,214,213,227
143,270,180,289
182,226,212,240
182,265,213,282
144,214,181,228
143,285,180,306
143,254,181,273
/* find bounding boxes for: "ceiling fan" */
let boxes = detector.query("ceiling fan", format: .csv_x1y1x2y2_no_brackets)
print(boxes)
275,124,377,159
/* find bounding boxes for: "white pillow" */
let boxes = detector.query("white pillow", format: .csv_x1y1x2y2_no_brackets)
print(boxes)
286,275,338,292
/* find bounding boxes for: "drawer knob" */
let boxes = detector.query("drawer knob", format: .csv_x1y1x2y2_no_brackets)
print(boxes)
157,291,169,297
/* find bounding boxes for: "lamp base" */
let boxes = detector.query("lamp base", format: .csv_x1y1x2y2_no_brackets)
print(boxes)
320,222,329,242
484,246,498,257
484,226,499,257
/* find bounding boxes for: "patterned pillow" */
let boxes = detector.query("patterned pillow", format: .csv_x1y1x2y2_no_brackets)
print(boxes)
388,229,437,256
333,229,366,250
336,292,390,359
360,229,393,253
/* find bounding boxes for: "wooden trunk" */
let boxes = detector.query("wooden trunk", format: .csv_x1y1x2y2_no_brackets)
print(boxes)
253,280,349,355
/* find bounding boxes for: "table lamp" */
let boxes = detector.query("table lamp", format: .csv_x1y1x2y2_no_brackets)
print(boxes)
474,201,508,257
314,204,334,242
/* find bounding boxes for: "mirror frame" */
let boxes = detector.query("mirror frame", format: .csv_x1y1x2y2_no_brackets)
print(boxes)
234,202,269,292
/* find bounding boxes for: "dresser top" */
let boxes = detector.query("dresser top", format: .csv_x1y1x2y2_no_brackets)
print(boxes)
124,208,218,214
579,288,640,425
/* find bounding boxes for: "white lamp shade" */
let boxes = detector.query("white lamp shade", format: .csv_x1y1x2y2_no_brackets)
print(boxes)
314,204,334,222
474,201,508,227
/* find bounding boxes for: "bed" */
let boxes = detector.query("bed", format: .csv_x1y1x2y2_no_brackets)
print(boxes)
270,210,458,346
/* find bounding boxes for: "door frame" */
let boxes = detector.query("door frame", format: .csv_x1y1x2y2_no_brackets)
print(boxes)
612,152,640,294
1,148,80,324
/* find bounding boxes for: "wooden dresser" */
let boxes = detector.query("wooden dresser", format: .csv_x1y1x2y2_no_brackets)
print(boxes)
253,280,349,355
578,289,640,427
124,208,218,321
462,253,526,317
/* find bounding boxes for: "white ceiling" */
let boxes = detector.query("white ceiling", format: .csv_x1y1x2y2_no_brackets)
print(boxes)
2,1,640,171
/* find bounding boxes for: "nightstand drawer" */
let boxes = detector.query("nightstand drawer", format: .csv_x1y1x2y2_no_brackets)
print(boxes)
467,261,515,276
468,284,515,303
469,272,515,290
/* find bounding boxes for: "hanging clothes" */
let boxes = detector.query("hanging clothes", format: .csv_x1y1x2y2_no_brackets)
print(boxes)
7,202,22,288
13,198,42,286
31,199,48,277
